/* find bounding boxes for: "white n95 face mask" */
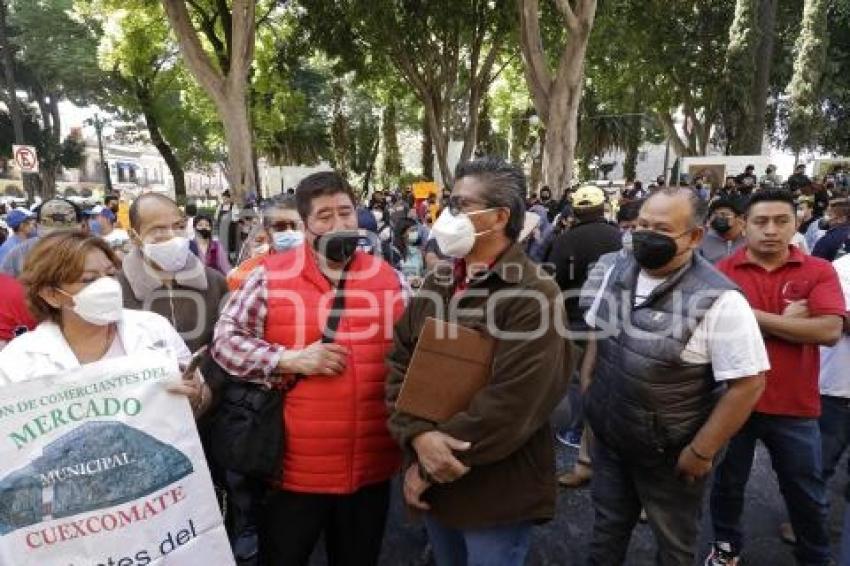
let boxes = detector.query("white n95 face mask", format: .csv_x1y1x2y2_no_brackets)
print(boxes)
59,276,123,326
142,236,190,272
430,207,494,258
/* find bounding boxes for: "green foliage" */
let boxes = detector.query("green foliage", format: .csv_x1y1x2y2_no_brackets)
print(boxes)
719,0,760,153
586,0,736,155
84,1,221,168
783,0,830,153
0,108,42,157
12,0,105,104
818,2,850,155
60,130,86,168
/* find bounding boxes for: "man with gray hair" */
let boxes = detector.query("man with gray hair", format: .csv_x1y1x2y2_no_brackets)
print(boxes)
581,188,769,565
386,156,572,566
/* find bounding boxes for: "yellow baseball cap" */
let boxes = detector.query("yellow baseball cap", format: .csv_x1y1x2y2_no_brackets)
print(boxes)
570,185,606,208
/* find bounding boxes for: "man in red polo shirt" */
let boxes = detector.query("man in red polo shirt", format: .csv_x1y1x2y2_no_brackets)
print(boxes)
707,189,845,566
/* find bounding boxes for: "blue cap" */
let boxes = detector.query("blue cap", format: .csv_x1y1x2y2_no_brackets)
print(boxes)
6,209,33,229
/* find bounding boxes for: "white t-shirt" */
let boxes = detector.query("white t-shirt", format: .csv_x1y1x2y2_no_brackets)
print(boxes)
791,231,809,254
586,266,770,382
820,255,850,397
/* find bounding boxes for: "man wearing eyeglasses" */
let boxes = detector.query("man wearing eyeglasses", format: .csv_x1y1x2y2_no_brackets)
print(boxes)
226,196,305,291
118,193,229,353
386,157,572,566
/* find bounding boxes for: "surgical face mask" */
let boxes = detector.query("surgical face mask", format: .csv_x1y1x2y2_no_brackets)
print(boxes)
373,210,384,224
89,219,102,235
631,230,684,270
142,236,190,272
430,207,494,258
407,231,420,245
253,243,270,257
272,229,304,252
58,276,123,326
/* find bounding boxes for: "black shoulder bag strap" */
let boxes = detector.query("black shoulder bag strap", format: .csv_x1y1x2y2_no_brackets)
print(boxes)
283,259,352,392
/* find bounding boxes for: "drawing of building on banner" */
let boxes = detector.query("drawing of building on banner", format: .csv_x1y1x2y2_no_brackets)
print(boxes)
0,421,192,535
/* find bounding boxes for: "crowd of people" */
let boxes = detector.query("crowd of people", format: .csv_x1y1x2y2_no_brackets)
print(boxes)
0,157,848,566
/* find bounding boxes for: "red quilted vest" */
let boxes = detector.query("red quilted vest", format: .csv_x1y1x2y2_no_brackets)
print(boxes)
264,245,404,494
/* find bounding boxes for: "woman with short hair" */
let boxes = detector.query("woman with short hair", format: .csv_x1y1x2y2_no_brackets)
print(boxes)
0,231,209,415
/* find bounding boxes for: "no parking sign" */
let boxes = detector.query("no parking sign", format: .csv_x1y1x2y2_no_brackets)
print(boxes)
13,145,38,174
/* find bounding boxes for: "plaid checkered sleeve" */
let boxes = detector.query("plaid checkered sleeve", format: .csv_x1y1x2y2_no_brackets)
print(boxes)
211,266,285,380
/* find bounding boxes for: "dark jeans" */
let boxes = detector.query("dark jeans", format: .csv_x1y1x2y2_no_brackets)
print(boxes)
710,413,830,565
424,516,533,566
224,470,265,563
820,395,850,495
589,441,707,566
259,481,391,566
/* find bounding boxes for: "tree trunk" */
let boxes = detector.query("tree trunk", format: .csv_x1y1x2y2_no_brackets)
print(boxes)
381,100,401,180
544,79,582,192
161,0,256,203
424,99,452,188
0,1,21,143
330,84,350,177
137,83,186,203
421,112,434,180
218,85,257,198
518,0,597,198
739,0,777,154
363,136,380,194
0,0,36,202
543,19,593,194
530,127,545,192
656,111,692,157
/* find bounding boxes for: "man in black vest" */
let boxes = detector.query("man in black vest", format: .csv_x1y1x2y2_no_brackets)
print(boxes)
582,188,769,565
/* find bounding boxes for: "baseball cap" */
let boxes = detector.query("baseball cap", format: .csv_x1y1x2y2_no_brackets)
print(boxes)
571,185,606,208
35,198,82,230
5,209,33,230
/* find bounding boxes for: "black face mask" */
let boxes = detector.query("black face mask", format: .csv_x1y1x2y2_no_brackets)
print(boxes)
819,218,831,231
314,230,361,263
196,228,212,240
631,230,682,270
711,217,732,234
541,193,551,201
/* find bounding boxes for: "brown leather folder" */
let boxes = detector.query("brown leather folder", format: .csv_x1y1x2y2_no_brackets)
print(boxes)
396,317,495,423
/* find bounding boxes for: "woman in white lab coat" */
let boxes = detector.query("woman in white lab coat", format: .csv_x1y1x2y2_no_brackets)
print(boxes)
0,231,209,414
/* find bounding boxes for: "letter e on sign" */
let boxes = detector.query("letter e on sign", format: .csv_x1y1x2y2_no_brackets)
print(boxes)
13,145,39,174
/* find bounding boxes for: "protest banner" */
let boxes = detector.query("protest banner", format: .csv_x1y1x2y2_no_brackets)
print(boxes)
0,354,234,566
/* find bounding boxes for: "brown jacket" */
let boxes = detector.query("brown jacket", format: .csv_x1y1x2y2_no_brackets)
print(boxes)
386,244,573,529
118,248,229,352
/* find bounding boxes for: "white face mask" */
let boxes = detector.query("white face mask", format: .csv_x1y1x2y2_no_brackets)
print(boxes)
253,243,271,257
142,236,190,272
59,277,123,326
373,210,384,224
431,207,494,258
272,230,304,252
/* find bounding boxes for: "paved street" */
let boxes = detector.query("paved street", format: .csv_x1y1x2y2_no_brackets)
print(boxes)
312,443,848,566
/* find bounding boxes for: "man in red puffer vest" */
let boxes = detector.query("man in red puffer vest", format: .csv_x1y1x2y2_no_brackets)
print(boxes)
212,171,406,566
